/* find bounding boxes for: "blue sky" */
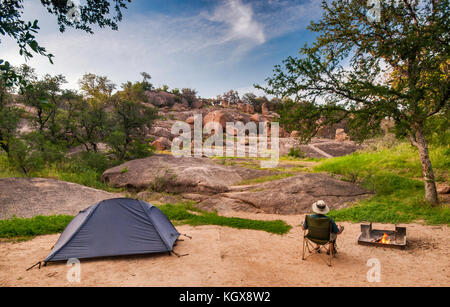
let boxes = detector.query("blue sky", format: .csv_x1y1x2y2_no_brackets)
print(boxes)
3,0,324,98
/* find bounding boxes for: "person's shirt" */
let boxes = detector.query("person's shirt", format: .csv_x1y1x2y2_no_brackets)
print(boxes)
303,214,340,234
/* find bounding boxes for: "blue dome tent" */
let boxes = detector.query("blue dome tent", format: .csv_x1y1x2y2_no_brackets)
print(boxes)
28,198,183,269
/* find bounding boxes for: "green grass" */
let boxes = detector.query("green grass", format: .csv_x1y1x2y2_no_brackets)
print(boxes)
213,156,309,173
314,142,450,225
314,142,449,183
159,202,292,235
279,156,323,163
0,202,292,240
237,173,294,185
328,194,450,225
0,215,74,239
0,153,120,192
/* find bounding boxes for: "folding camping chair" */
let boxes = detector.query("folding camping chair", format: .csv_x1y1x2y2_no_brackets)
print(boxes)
302,215,337,266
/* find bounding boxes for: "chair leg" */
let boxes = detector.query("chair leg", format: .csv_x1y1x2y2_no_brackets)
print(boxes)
328,242,333,266
302,237,306,260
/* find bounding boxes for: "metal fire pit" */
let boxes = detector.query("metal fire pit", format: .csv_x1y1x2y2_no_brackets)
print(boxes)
357,223,406,249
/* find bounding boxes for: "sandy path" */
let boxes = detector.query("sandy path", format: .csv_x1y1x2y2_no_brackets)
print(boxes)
0,213,448,287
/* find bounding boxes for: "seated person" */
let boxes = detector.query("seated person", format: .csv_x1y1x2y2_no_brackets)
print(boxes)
302,200,344,253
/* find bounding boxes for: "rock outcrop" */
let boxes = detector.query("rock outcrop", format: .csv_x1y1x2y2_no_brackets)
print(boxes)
198,173,369,214
101,154,273,194
151,137,172,151
203,110,230,131
145,91,177,107
437,185,450,194
335,128,350,142
0,178,121,219
149,126,174,140
250,114,263,123
261,103,269,116
245,104,254,114
191,100,203,109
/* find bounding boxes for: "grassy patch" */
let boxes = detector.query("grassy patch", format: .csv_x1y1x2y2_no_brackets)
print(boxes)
213,156,309,173
44,165,119,192
0,203,291,240
314,142,450,225
237,173,294,185
159,202,292,235
314,142,449,183
328,195,450,225
279,156,323,163
0,153,121,192
0,215,74,239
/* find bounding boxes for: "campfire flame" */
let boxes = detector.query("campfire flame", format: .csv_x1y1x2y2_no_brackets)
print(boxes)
379,233,391,244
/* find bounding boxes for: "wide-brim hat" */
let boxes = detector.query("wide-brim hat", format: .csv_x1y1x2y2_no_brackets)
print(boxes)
312,200,329,214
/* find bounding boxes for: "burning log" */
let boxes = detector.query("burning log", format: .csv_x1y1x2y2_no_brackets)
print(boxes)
371,233,391,244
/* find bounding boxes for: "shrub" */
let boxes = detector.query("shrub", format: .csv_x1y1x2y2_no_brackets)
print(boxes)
69,151,111,173
288,147,305,158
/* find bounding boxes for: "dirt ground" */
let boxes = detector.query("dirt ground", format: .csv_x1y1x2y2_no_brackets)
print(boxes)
0,212,448,287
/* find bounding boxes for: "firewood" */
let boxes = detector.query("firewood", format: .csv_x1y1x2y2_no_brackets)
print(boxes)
371,235,383,242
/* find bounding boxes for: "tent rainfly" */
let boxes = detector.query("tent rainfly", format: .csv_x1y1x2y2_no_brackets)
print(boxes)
28,198,184,270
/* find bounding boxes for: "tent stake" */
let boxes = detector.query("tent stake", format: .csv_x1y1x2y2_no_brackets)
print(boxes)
171,251,189,257
26,261,42,271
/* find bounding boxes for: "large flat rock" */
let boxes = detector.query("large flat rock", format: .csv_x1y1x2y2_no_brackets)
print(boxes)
198,173,370,214
101,154,274,194
0,178,120,219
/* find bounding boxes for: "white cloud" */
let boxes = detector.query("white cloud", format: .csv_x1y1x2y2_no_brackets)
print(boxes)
207,0,265,44
235,85,269,97
1,0,323,97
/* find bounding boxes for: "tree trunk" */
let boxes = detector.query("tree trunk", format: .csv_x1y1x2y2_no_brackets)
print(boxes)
411,126,439,206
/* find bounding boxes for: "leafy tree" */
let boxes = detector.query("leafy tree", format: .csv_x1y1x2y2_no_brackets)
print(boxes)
70,73,116,152
242,93,257,105
0,106,21,155
38,74,67,140
0,69,20,154
221,90,240,105
56,89,83,146
18,67,67,141
107,81,158,160
249,95,269,113
424,112,449,146
73,100,111,152
157,84,169,92
258,0,449,205
241,93,271,112
79,73,115,103
8,131,65,174
1,0,131,85
140,72,153,91
7,136,44,174
181,88,197,107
